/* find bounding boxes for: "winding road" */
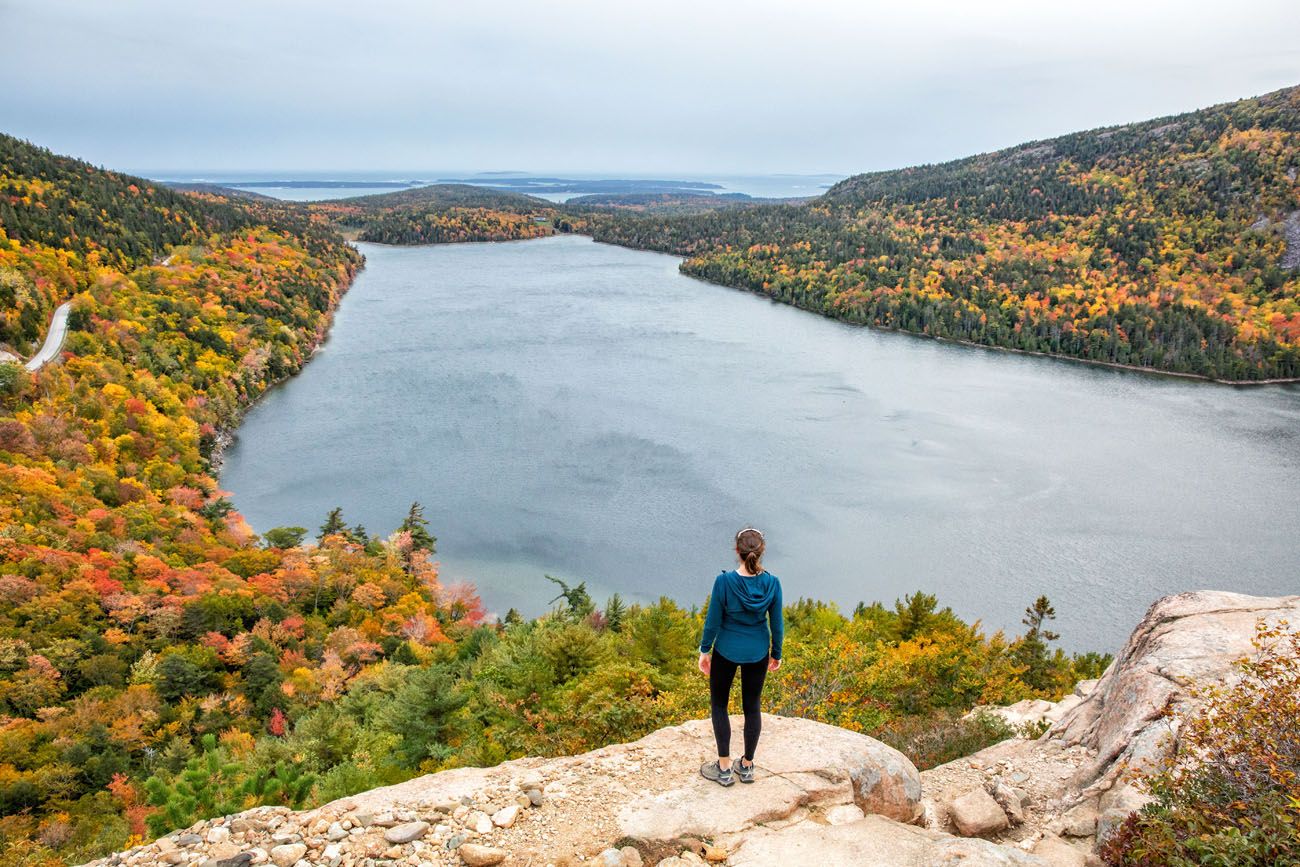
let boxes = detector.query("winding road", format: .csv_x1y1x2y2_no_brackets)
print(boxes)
25,302,71,371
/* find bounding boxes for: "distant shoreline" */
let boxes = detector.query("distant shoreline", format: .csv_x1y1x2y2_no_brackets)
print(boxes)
585,238,1300,388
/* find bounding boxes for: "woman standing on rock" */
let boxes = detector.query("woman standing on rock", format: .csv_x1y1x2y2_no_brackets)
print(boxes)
697,527,784,787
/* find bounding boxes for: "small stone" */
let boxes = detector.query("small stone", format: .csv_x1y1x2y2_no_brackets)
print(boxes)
207,828,231,844
987,780,1025,826
527,789,544,806
155,838,178,853
452,805,470,822
490,805,520,828
516,793,533,809
210,854,254,867
352,812,375,827
446,833,466,850
458,843,508,867
469,811,492,834
327,822,348,841
268,844,307,867
948,787,1010,837
176,834,204,848
703,845,728,862
206,842,242,862
597,850,623,867
383,845,404,858
384,821,430,844
619,847,644,867
230,819,254,834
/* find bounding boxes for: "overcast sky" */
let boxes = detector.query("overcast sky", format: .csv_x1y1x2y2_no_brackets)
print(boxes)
3,0,1297,176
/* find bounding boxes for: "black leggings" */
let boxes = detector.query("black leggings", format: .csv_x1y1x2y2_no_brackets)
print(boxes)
709,651,768,761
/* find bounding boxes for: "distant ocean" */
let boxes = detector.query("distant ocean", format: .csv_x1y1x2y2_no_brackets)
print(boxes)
146,171,846,202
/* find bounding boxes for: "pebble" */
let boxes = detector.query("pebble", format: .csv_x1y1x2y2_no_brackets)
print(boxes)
459,843,508,866
268,843,306,867
206,828,231,845
491,805,520,828
469,811,493,834
527,789,544,806
383,821,431,844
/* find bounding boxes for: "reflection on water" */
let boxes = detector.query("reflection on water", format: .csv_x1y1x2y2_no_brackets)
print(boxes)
220,236,1300,650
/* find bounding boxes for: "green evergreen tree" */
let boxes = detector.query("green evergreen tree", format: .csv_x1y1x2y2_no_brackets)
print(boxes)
399,501,437,553
545,575,594,620
376,665,466,767
604,594,627,632
895,592,939,641
1014,595,1061,691
318,506,347,541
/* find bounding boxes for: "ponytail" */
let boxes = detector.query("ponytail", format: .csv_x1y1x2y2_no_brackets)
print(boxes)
735,527,765,575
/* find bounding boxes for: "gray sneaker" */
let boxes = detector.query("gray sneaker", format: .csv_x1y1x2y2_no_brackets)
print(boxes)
736,759,756,783
700,760,735,787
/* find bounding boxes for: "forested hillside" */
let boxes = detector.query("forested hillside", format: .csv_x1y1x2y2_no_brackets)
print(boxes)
0,137,1104,866
308,184,563,245
584,86,1300,381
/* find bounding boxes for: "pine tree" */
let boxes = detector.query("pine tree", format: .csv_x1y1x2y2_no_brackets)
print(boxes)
318,506,347,541
545,575,594,620
1015,595,1062,691
604,594,627,632
400,501,437,553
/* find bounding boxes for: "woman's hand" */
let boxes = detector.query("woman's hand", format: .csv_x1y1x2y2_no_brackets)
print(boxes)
768,657,782,672
698,652,711,675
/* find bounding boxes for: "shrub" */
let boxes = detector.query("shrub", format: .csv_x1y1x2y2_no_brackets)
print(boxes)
1100,621,1300,866
879,709,1016,770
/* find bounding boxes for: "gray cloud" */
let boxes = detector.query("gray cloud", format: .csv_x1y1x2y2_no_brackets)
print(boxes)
2,0,1296,174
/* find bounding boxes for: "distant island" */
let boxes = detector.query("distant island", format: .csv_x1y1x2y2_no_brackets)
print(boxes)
438,176,727,196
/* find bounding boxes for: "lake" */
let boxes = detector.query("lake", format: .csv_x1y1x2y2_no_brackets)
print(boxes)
220,235,1300,650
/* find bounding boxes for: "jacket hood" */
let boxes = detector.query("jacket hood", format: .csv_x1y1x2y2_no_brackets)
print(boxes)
721,569,779,613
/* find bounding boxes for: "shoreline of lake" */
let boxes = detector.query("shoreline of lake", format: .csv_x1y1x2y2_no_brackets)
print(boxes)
219,236,1300,650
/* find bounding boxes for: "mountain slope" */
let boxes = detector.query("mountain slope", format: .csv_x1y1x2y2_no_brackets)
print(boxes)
585,85,1300,381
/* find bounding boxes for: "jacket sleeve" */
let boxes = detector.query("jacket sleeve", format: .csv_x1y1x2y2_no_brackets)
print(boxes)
768,579,784,660
699,574,724,654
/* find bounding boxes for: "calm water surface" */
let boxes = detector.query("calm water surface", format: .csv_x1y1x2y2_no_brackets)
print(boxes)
220,236,1300,650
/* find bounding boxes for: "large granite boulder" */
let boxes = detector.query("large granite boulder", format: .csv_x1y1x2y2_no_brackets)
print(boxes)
1053,591,1300,790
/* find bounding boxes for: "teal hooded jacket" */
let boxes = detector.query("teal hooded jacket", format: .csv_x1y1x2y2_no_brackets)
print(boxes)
698,569,784,664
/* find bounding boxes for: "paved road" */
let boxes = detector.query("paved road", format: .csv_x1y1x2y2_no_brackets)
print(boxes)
25,302,71,371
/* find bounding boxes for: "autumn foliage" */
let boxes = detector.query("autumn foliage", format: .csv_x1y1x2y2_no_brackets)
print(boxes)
1100,621,1300,865
584,86,1300,381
